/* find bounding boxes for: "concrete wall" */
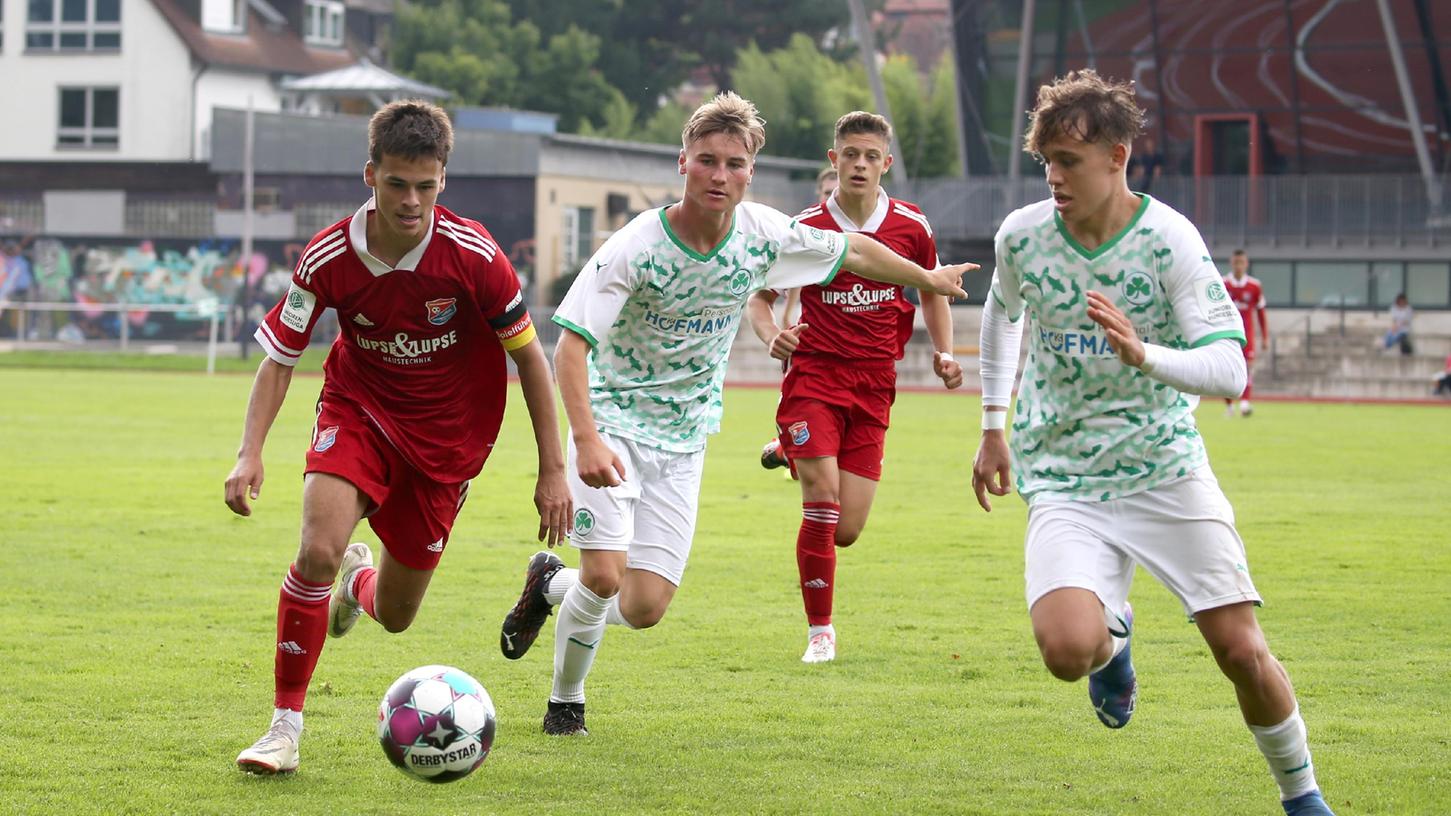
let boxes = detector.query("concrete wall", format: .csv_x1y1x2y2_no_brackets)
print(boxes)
0,0,194,160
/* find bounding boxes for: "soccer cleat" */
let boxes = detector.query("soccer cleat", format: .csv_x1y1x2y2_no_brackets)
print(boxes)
328,542,373,638
1282,790,1335,815
801,631,836,664
500,550,565,660
1240,402,1254,418
761,438,788,470
1088,603,1137,729
236,717,301,774
543,701,588,736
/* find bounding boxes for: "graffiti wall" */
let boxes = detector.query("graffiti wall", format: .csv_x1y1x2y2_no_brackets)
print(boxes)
0,235,304,342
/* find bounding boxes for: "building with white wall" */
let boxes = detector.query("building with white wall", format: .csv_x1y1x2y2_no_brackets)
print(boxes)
0,0,387,163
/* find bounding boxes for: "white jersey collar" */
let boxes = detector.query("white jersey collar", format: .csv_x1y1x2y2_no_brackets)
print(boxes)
826,187,890,234
349,197,435,276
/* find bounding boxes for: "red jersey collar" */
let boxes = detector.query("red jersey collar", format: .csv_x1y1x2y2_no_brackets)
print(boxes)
349,197,436,276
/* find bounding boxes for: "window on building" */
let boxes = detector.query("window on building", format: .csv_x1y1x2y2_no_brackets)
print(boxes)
57,87,119,149
304,0,344,46
1406,262,1451,308
561,207,595,272
27,0,120,51
1293,262,1368,307
201,0,246,34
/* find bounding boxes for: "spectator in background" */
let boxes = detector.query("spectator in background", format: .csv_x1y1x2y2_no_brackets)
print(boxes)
1433,354,1451,397
1,241,35,338
1384,293,1413,355
1128,135,1163,194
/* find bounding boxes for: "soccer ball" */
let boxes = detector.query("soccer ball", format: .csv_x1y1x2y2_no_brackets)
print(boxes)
377,664,496,783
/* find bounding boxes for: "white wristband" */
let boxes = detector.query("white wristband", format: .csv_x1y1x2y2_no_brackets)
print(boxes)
981,410,1007,431
937,351,954,363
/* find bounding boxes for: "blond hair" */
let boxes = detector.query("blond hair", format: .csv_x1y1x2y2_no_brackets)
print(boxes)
681,91,767,156
1024,69,1145,155
834,111,893,147
369,100,454,166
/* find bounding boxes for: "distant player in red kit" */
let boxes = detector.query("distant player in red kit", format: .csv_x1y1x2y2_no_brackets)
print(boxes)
1222,249,1269,416
747,111,962,663
224,101,571,774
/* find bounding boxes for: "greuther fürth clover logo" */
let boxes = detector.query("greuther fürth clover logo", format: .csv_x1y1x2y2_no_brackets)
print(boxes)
1123,271,1154,306
573,509,595,536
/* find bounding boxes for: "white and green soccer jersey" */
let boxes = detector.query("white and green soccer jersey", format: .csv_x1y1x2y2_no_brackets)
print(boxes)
992,195,1245,503
553,202,848,453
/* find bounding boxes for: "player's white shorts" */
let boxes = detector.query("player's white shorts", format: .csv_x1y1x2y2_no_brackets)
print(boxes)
565,432,704,586
1024,465,1261,619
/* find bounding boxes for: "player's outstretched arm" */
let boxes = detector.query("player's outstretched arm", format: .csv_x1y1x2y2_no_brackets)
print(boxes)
508,337,572,548
843,233,973,298
224,358,293,517
554,330,626,489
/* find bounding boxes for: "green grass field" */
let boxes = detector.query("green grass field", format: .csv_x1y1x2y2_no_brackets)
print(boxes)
1,364,1448,815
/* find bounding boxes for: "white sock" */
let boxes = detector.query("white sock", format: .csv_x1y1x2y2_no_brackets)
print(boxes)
550,582,610,704
808,624,835,640
604,595,636,628
1248,706,1319,800
271,707,302,733
543,567,578,605
1087,634,1127,674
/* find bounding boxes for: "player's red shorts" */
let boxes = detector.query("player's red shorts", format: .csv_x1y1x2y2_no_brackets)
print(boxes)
775,354,896,481
305,393,471,571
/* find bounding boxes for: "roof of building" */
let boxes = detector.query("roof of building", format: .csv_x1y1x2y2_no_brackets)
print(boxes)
280,58,448,99
149,0,357,75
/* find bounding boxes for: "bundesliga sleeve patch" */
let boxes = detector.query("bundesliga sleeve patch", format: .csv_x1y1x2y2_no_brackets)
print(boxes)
1196,278,1240,326
802,225,843,258
489,293,535,351
280,283,317,333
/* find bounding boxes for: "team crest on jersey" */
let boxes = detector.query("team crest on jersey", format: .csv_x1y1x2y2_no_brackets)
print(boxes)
1122,270,1154,306
314,425,339,453
425,298,458,326
728,268,751,296
789,421,810,446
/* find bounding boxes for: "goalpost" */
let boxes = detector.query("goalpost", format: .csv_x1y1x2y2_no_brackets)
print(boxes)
0,299,224,374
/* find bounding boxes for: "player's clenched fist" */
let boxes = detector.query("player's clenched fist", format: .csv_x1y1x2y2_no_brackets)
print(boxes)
770,323,809,361
575,435,626,489
933,351,963,390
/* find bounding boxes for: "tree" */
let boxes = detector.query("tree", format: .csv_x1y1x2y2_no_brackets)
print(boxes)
392,0,628,133
500,0,851,123
731,34,961,177
731,34,871,161
882,54,961,178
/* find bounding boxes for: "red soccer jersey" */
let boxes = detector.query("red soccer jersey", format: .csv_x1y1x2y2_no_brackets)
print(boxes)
1222,273,1266,352
791,189,938,361
255,201,535,483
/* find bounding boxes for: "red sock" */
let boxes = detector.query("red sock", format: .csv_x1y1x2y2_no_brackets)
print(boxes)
797,502,840,626
274,564,332,712
353,566,378,621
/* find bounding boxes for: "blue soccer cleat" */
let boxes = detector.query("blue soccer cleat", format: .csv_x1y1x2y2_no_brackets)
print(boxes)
1282,790,1335,815
1088,603,1137,729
